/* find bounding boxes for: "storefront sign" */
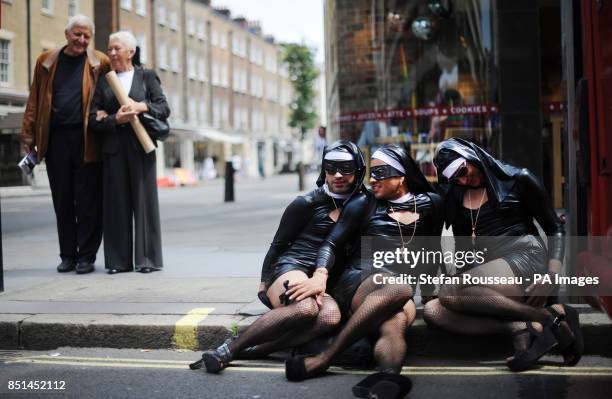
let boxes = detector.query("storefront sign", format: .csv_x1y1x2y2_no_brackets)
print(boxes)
338,104,500,123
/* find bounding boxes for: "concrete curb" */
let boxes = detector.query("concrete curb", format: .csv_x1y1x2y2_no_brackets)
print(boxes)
0,186,51,198
1,310,611,358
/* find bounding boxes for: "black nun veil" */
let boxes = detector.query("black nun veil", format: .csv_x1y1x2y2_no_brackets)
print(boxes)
434,138,523,205
374,144,434,195
316,140,367,201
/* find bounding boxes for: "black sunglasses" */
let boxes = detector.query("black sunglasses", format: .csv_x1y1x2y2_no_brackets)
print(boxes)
323,160,356,175
370,165,404,180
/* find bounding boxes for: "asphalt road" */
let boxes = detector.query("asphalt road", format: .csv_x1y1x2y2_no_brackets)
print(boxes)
1,348,611,399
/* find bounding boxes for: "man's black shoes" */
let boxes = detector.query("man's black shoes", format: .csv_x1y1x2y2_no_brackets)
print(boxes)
75,262,95,274
57,260,76,273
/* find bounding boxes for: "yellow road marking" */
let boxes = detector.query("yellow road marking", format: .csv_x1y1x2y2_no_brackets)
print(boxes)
173,307,215,350
5,357,612,377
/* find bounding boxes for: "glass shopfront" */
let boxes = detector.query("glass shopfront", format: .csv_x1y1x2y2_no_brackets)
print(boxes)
327,0,573,210
331,0,499,180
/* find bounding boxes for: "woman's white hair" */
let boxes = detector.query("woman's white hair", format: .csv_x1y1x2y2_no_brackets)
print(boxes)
109,31,138,52
66,14,95,34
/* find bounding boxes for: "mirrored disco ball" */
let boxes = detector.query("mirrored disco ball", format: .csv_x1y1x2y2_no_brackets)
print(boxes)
412,17,434,40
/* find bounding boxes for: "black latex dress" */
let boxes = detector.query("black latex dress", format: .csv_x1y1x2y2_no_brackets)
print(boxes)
260,187,345,286
259,140,367,290
318,191,444,312
434,138,565,278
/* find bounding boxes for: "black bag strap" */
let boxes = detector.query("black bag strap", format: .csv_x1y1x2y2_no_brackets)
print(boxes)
141,69,150,103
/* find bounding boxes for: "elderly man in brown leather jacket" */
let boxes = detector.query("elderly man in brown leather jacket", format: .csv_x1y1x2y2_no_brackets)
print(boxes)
21,15,110,274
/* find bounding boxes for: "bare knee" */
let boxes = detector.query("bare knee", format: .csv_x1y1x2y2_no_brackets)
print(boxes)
293,297,319,320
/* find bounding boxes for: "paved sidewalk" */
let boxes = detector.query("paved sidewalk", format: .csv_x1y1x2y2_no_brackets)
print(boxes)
1,173,611,359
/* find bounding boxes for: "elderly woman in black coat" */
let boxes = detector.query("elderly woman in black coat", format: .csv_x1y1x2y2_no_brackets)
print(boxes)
89,31,170,274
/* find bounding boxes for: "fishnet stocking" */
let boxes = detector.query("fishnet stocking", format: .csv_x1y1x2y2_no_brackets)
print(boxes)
423,298,514,334
373,311,409,373
300,274,413,376
227,297,319,356
234,296,341,359
423,299,532,361
439,285,550,324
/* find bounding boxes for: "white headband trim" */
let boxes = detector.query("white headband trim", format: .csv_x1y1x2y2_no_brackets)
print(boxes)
324,151,354,161
371,150,405,174
442,157,467,179
323,183,350,200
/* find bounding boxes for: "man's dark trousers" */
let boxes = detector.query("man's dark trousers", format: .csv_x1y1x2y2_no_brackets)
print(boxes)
45,124,102,264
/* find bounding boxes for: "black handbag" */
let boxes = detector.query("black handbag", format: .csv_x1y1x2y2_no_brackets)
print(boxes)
140,71,170,141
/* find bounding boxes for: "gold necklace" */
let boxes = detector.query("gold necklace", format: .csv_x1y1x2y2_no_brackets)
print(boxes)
389,194,418,249
330,197,339,210
468,188,486,245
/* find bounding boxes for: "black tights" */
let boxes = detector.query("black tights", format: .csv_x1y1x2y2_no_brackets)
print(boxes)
233,296,341,359
300,274,413,376
423,259,562,355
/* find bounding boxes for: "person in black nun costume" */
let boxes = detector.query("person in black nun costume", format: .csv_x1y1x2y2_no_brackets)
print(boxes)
424,138,582,371
192,140,367,373
285,144,444,397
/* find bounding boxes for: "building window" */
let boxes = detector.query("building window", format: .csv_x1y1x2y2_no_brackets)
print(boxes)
170,47,180,72
222,100,229,125
197,21,206,40
187,52,196,79
0,39,11,84
198,57,206,82
189,99,197,123
157,42,167,70
135,0,146,16
199,100,207,123
265,53,277,73
156,4,166,26
68,0,78,17
212,62,219,86
136,34,147,64
169,11,178,31
171,93,181,121
211,29,218,46
220,62,228,87
213,101,221,126
219,31,227,49
187,16,195,36
41,0,53,15
120,0,132,11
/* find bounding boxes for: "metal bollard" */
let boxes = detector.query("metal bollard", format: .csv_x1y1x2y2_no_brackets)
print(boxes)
297,161,305,191
0,197,4,292
224,161,235,202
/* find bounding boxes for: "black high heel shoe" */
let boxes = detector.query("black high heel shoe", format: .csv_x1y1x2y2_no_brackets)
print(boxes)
201,339,233,373
507,322,558,371
547,305,584,366
285,355,308,381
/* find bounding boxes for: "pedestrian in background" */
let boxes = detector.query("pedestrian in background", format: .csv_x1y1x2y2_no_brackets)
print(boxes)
21,15,110,274
88,31,170,274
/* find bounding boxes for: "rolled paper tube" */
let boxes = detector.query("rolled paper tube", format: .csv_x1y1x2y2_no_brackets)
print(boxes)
105,70,156,153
